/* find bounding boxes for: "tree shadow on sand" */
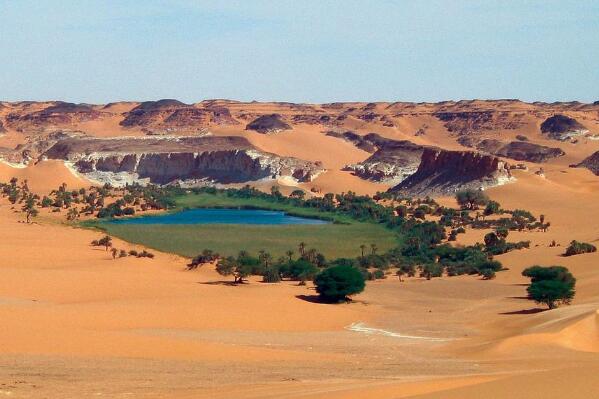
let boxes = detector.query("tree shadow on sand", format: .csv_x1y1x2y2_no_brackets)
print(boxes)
499,308,548,315
295,294,332,304
199,281,244,287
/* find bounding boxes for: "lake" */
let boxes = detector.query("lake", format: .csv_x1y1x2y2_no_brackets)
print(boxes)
108,208,330,225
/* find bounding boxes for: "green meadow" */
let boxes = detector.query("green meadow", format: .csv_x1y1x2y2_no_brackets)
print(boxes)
89,192,398,259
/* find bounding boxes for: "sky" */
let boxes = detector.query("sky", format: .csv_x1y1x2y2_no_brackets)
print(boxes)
0,0,598,104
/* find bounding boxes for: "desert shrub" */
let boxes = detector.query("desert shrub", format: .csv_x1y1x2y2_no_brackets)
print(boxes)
420,263,443,280
372,269,385,279
564,240,597,257
480,269,496,280
484,200,501,215
262,266,281,283
456,189,489,210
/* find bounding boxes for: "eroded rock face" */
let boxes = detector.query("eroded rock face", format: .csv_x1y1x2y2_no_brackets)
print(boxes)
434,111,525,135
329,132,428,183
245,114,291,134
576,151,599,175
120,100,238,132
540,115,587,140
6,102,103,131
459,137,565,163
43,136,322,185
390,149,512,196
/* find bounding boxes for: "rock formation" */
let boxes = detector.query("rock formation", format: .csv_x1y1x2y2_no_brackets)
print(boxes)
540,114,587,140
43,136,323,186
576,151,599,176
328,132,428,183
245,114,291,134
459,137,565,163
6,102,103,131
433,111,525,135
120,99,238,133
390,149,512,196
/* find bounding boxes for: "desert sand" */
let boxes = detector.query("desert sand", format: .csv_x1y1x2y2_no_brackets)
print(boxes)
1,100,599,398
1,158,598,399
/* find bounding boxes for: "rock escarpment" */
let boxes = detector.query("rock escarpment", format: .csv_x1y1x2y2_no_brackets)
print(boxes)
390,149,512,196
459,137,565,163
6,102,103,131
44,136,323,186
576,151,599,176
328,132,428,183
540,114,587,141
120,99,238,133
433,111,525,135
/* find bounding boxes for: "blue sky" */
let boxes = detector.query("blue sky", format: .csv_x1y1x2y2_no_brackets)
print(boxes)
0,0,597,103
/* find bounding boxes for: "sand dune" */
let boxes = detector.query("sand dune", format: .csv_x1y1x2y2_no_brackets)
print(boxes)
0,160,90,193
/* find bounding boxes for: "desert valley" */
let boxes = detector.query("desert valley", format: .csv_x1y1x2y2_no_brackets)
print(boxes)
0,98,598,398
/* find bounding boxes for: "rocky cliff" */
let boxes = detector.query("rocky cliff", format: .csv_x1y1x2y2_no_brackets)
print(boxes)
43,136,323,186
6,102,104,131
459,137,565,163
576,151,599,176
328,132,429,183
120,99,238,133
390,149,512,196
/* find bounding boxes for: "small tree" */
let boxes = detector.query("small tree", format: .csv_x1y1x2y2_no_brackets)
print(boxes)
22,194,39,223
314,265,365,302
527,280,575,309
456,189,489,210
98,235,113,251
522,265,576,309
216,256,251,283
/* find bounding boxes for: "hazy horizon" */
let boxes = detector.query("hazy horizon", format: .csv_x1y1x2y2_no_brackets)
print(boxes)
1,1,598,104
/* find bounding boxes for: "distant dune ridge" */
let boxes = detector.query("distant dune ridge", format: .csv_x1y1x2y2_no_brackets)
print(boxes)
1,98,598,195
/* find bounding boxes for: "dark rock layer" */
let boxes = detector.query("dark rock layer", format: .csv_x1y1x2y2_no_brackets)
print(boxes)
540,114,586,140
460,138,565,163
245,114,291,133
576,151,599,176
390,149,511,196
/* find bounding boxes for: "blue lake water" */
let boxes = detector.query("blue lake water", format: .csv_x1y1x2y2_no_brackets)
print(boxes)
108,208,330,225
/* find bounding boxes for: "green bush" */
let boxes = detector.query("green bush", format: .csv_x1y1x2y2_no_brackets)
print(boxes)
522,265,576,309
456,189,489,210
527,279,575,309
314,265,365,302
564,240,597,257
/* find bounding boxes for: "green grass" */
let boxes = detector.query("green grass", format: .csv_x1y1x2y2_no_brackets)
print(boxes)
94,222,397,259
86,192,399,259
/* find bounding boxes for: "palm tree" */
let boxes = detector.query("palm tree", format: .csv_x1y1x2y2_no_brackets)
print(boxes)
285,250,294,261
259,251,272,267
370,243,378,255
306,248,317,264
359,244,366,258
298,242,306,257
